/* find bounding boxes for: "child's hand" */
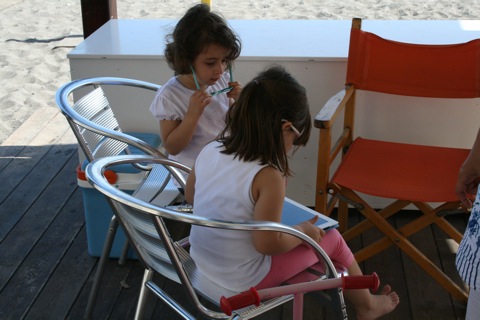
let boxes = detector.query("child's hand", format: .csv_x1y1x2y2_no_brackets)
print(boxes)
226,81,242,100
187,90,212,118
296,216,326,243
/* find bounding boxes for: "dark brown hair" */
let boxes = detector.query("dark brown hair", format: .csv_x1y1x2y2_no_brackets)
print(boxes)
164,4,241,75
219,65,311,176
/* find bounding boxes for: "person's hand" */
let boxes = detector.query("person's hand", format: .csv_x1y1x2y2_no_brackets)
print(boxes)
296,216,326,243
226,81,242,100
456,161,480,209
186,90,212,118
456,129,480,209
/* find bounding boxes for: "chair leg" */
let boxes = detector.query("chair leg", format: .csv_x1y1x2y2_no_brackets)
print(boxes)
342,200,410,242
355,204,464,262
292,293,304,320
307,286,347,319
414,201,464,243
336,289,348,320
135,269,154,320
118,238,130,266
341,189,469,303
84,216,119,319
337,200,349,233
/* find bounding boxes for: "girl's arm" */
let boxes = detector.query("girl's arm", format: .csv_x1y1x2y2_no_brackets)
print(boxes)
251,167,324,255
160,91,212,155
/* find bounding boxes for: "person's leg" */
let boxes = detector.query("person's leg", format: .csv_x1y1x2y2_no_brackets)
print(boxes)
256,229,356,289
311,229,400,320
255,244,319,289
466,288,480,320
256,229,400,319
342,260,399,320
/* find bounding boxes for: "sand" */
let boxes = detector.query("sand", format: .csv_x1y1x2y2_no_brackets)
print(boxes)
0,0,479,144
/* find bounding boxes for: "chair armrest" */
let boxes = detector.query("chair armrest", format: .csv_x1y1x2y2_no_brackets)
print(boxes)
314,86,354,129
314,85,355,214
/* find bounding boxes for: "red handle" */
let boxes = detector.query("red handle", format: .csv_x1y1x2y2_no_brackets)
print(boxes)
342,272,380,291
220,287,260,315
220,273,379,315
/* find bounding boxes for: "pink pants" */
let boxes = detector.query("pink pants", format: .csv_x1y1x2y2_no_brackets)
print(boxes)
255,229,354,289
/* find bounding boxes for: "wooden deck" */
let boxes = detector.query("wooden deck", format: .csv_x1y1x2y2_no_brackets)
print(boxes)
0,107,469,319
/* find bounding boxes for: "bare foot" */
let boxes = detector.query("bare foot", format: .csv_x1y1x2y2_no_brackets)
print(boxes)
355,285,400,320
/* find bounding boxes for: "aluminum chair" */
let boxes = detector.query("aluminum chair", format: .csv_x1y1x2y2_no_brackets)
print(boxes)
86,154,350,319
55,77,183,319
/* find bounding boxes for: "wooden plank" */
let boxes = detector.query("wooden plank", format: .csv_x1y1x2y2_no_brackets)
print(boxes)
0,107,70,171
0,141,78,290
432,215,468,319
363,219,410,320
341,209,366,319
0,130,77,244
353,212,410,320
65,257,138,319
0,107,59,147
396,211,457,319
24,221,95,318
86,260,138,319
0,139,78,244
0,154,82,319
108,265,154,318
0,110,75,206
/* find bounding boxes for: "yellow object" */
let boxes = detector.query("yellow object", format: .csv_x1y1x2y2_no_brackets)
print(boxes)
201,0,211,6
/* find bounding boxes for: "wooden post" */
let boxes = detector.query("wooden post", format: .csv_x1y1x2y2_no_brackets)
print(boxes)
80,0,118,38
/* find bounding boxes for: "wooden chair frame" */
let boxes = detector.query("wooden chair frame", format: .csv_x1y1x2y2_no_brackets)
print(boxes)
314,18,476,302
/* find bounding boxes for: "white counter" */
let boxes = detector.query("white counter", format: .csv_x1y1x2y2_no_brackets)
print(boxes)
68,19,480,207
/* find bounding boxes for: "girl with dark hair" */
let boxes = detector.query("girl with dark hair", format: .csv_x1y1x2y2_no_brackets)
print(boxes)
150,4,242,171
186,65,399,319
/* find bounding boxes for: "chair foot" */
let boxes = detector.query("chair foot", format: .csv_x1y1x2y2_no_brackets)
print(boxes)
84,216,119,319
119,238,130,266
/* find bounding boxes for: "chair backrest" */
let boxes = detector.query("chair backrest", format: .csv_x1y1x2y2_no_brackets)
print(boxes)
346,18,480,98
55,77,166,162
85,154,343,319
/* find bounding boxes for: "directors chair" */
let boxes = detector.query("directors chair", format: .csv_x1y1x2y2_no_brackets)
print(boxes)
314,18,480,302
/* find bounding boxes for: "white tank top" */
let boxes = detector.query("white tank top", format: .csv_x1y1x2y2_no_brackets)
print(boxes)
189,141,271,292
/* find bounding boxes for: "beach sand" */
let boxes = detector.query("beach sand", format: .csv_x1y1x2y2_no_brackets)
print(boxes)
0,0,479,144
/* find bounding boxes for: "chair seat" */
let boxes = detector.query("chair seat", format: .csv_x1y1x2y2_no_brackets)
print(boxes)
332,137,469,202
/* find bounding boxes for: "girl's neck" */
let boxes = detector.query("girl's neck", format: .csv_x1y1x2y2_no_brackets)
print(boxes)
177,74,205,91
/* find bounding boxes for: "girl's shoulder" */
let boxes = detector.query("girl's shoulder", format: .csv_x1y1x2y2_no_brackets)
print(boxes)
151,77,192,106
255,165,282,181
161,76,193,94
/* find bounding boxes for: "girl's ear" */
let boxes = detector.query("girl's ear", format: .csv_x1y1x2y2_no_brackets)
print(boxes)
281,121,292,131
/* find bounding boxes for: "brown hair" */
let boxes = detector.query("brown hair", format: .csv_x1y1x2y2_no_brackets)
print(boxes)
164,4,241,75
219,65,311,176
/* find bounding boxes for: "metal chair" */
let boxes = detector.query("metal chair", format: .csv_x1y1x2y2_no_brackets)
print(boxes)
55,77,183,319
85,154,351,319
